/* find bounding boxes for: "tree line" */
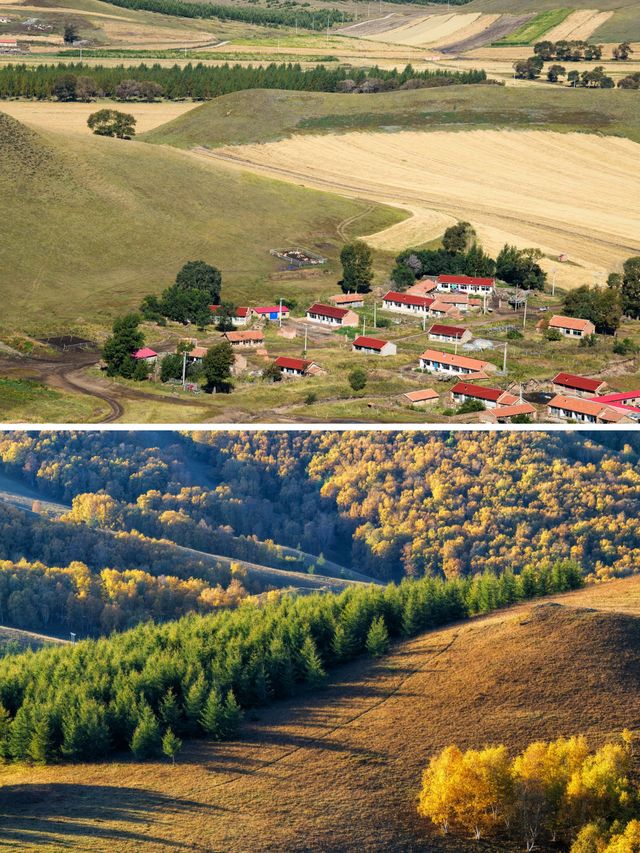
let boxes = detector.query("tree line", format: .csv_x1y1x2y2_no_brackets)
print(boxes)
0,560,583,764
560,256,640,336
0,62,486,101
0,559,246,636
418,733,638,851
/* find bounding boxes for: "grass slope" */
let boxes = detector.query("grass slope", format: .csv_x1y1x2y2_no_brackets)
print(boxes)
144,85,640,150
494,8,572,44
1,578,639,851
0,111,402,334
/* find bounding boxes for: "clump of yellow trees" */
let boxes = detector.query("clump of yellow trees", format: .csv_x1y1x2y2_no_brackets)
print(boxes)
418,732,638,852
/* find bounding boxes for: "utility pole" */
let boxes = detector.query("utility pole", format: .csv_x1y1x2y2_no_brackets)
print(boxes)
503,342,508,373
182,349,187,390
483,292,487,315
279,297,283,328
523,296,528,330
304,324,308,355
373,301,377,329
551,266,557,297
423,311,427,331
362,316,366,336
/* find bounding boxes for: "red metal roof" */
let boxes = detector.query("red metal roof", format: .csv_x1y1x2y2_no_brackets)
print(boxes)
275,356,311,371
132,347,157,359
382,290,433,308
429,324,467,338
353,336,390,350
254,305,288,314
451,382,504,402
307,303,350,319
438,275,495,287
553,373,605,393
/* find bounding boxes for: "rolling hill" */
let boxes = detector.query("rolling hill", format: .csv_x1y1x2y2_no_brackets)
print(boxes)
0,110,402,334
1,576,639,851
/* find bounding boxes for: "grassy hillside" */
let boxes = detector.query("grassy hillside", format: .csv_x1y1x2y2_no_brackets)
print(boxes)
145,85,640,150
0,111,402,334
1,577,639,851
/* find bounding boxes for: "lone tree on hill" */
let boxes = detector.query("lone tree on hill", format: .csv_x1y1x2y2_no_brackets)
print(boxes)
63,22,78,44
442,221,476,254
102,313,144,378
162,729,182,765
340,241,373,294
87,109,136,139
348,367,367,392
202,341,234,393
159,261,222,327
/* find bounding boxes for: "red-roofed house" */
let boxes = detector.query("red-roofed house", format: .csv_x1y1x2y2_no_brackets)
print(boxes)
274,356,321,377
586,391,640,416
450,382,518,409
0,37,18,51
437,274,495,295
209,305,250,326
547,394,634,424
419,349,496,376
541,315,596,339
428,324,472,345
306,303,359,327
382,291,433,317
253,305,290,321
552,373,607,397
132,347,158,363
352,336,397,356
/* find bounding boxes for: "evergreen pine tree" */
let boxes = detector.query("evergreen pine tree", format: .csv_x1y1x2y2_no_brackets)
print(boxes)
301,636,326,688
221,691,242,738
159,688,181,732
0,703,12,761
28,712,56,764
366,616,390,658
200,686,225,739
9,705,32,761
162,728,182,765
130,704,161,759
184,676,207,734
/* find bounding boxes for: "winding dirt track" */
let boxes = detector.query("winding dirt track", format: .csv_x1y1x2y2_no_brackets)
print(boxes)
195,129,640,288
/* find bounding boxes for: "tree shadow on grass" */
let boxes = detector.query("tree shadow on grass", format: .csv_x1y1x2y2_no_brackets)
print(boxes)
0,783,222,850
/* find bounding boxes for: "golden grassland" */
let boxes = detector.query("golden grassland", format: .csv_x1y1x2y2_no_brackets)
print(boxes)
2,576,640,851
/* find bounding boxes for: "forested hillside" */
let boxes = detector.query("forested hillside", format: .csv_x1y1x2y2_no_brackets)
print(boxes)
1,431,639,584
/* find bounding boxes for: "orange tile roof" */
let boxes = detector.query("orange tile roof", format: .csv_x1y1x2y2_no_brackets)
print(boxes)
403,389,439,402
420,349,491,371
548,315,594,332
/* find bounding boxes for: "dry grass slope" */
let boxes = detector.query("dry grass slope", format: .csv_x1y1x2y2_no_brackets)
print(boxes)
2,576,639,852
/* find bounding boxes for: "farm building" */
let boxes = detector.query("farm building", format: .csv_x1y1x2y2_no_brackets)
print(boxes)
382,291,432,317
253,305,290,322
428,324,472,345
306,303,359,327
481,402,537,423
547,394,633,424
450,382,518,409
428,300,463,320
432,293,471,312
541,315,596,339
186,346,208,363
329,294,365,308
352,336,397,356
209,305,250,326
419,349,496,376
132,347,158,364
274,356,322,377
402,389,439,408
552,373,607,397
437,275,495,296
407,279,438,297
222,330,265,348
586,391,640,418
0,37,18,51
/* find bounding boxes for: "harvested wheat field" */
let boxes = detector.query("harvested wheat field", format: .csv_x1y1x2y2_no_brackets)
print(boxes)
204,129,640,287
544,9,614,42
0,100,199,135
364,12,482,47
2,578,640,852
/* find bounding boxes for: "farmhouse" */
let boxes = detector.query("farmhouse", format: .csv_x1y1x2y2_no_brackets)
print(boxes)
132,347,158,364
450,382,518,409
586,391,640,417
482,402,537,423
428,299,463,320
402,389,439,408
432,293,471,312
253,305,290,321
186,346,208,363
381,291,432,317
407,279,438,297
209,305,250,326
437,274,495,296
543,315,596,339
419,349,496,376
352,336,397,356
329,294,365,308
428,324,472,345
306,303,359,327
552,373,607,397
222,330,265,348
547,394,633,424
274,356,321,377
0,37,18,51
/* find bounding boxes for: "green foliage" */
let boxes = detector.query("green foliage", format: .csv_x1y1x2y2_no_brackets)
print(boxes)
262,362,283,383
87,109,136,139
564,285,622,334
613,337,639,356
0,561,583,764
546,327,562,341
496,245,546,290
160,261,222,326
215,302,237,332
442,221,476,255
621,256,640,319
160,352,184,383
63,23,78,45
340,241,373,294
392,243,495,289
102,313,144,378
457,399,485,414
162,728,182,764
0,62,486,101
202,341,234,392
579,333,598,349
366,616,389,657
348,367,367,392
